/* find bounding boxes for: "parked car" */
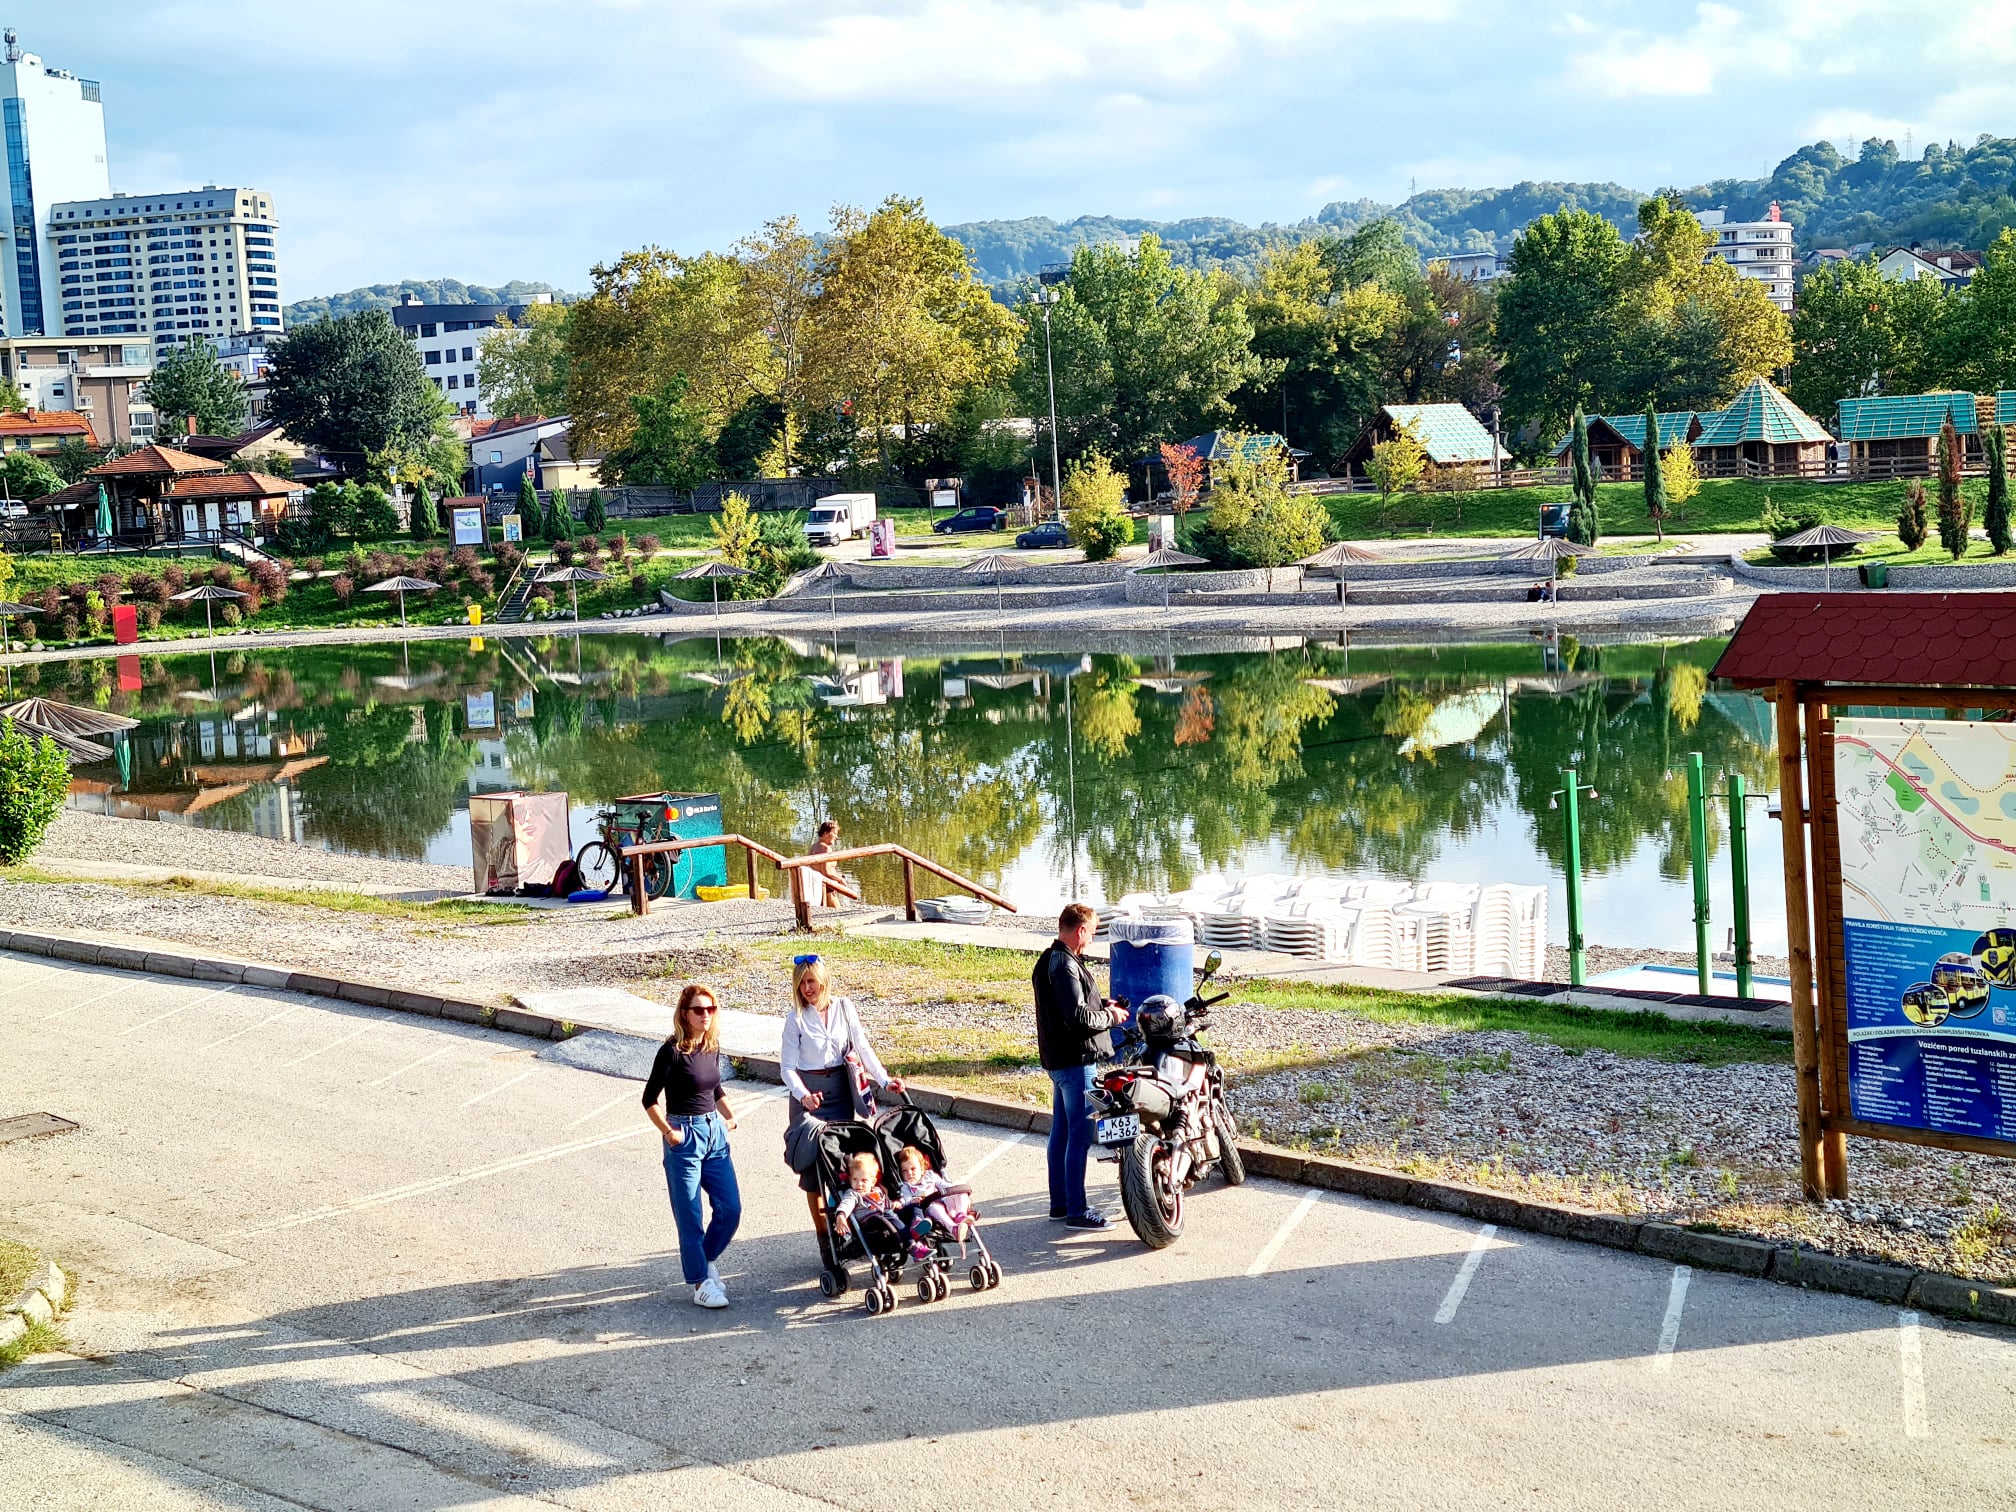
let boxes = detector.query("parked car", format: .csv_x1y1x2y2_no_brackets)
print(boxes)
1015,519,1071,550
932,506,1006,534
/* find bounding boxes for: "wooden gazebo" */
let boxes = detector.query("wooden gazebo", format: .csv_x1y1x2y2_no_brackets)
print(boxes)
37,445,302,547
1713,593,2016,1199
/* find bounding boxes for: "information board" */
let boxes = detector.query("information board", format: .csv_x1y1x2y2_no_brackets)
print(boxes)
1836,716,2016,1143
451,506,486,548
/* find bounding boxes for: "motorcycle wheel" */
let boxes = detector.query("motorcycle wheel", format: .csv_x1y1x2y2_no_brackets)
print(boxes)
1118,1133,1184,1249
1216,1097,1247,1187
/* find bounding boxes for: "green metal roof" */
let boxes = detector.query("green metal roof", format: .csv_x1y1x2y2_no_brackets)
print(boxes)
1997,392,2016,427
1551,412,1697,456
1693,378,1832,448
1382,404,1496,464
1836,392,1980,442
1182,431,1294,464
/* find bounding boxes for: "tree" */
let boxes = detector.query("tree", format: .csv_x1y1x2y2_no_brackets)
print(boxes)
1566,408,1600,545
710,489,760,566
1941,229,2016,394
585,487,608,534
410,482,439,540
548,486,573,541
1628,199,1790,410
1159,442,1204,514
0,452,63,502
265,310,436,458
1663,438,1701,522
143,336,248,436
517,474,542,541
599,374,718,489
1642,404,1668,543
366,381,465,497
1987,422,2011,556
50,437,102,483
0,716,70,864
1936,415,1970,559
1898,479,1929,550
1365,421,1427,521
1497,210,1637,441
1201,445,1326,584
476,300,571,420
1061,452,1134,562
1788,255,1949,414
1241,236,1399,467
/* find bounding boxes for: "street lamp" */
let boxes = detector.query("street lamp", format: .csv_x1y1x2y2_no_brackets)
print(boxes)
1029,285,1064,520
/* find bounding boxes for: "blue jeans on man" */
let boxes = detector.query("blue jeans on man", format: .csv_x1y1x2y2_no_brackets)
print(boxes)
660,1111,742,1285
1047,1064,1096,1218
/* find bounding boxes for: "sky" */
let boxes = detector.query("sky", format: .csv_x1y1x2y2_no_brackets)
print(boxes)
16,0,2016,297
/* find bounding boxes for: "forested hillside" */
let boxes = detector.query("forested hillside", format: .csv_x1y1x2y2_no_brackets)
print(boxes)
283,278,574,327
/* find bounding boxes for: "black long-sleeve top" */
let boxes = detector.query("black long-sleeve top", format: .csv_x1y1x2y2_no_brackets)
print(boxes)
1034,941,1107,1070
641,1040,723,1118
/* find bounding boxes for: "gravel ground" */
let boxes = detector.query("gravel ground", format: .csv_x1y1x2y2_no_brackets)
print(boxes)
39,810,471,893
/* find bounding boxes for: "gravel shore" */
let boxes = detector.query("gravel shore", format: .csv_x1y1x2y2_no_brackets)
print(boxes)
39,810,471,894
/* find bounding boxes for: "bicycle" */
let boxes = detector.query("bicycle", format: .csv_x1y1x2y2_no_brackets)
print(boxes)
575,805,676,899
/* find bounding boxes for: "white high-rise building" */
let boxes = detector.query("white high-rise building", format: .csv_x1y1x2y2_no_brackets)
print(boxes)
1697,204,1796,313
0,28,111,337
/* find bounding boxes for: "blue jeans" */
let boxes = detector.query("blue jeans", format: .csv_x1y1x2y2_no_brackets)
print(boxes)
660,1112,742,1286
1046,1065,1096,1218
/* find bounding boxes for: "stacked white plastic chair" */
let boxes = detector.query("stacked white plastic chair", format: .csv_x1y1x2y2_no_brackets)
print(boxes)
916,896,995,925
1470,884,1547,978
1394,882,1482,973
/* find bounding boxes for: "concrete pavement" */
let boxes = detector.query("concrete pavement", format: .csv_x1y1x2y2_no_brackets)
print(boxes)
2,951,2011,1510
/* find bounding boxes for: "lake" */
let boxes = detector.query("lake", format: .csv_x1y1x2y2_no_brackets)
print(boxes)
34,629,1787,954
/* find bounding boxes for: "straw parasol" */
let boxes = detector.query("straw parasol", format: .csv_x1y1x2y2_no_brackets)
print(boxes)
3,718,109,766
1297,541,1385,569
1774,523,1875,592
535,564,613,621
961,552,1014,614
674,560,751,621
170,582,247,637
1500,536,1594,562
799,559,847,620
1134,546,1207,612
0,697,139,739
0,599,35,656
364,575,441,629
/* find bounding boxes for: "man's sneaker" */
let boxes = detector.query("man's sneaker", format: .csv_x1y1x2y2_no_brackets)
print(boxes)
1063,1210,1111,1231
692,1278,729,1309
1048,1208,1068,1222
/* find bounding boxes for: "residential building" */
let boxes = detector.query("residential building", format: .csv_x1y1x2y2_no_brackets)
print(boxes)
391,293,554,419
0,30,110,338
209,330,277,418
1550,412,1703,475
0,406,94,457
1875,245,1982,288
1691,377,1830,470
1697,205,1796,312
535,431,604,492
0,334,153,443
47,186,282,349
1343,403,1498,478
1441,250,1507,283
468,415,568,493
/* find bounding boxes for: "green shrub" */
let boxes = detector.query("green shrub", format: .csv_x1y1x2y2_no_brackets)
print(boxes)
0,717,70,863
1063,453,1134,562
1898,481,1929,551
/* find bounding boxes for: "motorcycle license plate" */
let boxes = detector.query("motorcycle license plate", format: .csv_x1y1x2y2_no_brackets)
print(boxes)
1096,1114,1140,1146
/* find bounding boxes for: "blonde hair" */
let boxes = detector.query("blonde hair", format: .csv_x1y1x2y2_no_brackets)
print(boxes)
848,1151,880,1179
897,1144,930,1175
793,957,831,1010
673,983,721,1054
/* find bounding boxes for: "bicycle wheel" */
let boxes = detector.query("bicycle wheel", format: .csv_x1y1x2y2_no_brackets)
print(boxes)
642,854,675,899
575,841,620,892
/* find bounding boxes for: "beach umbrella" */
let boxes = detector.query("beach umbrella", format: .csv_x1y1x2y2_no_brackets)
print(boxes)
0,697,140,739
675,560,751,621
1,716,109,766
364,574,441,629
0,599,35,656
1297,541,1384,568
170,582,246,637
94,482,114,541
800,560,847,621
535,564,613,622
961,552,1014,614
1499,536,1594,562
1134,546,1207,612
1774,523,1874,592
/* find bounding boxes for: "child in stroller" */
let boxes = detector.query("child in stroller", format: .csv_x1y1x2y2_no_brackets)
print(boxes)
806,1098,1004,1315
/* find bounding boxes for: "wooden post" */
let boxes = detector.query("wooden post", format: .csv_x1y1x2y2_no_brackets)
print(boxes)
1774,680,1826,1200
630,851,650,918
790,865,810,932
744,841,759,900
903,854,918,922
1804,697,1851,1198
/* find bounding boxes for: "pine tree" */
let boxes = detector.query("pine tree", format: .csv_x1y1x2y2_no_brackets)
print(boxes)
1566,407,1600,545
517,474,541,541
1936,415,1969,560
1986,422,2011,556
585,487,608,534
409,482,438,540
1898,480,1929,551
1641,404,1667,544
549,486,573,540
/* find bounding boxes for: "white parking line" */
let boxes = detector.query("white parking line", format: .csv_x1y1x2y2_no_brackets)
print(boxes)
1246,1192,1322,1277
367,1045,454,1089
118,984,240,1035
566,1088,643,1128
283,1025,374,1068
226,1126,651,1237
1899,1311,1930,1439
1651,1265,1691,1371
199,1004,299,1051
462,1070,535,1108
0,966,69,1002
33,982,134,1023
1434,1223,1498,1325
961,1131,1028,1180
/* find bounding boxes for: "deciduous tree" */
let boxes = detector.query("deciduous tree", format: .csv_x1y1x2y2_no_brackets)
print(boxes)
476,300,571,421
1062,452,1134,562
1663,437,1701,522
1788,255,1949,414
600,374,718,489
1159,442,1204,514
1365,420,1427,521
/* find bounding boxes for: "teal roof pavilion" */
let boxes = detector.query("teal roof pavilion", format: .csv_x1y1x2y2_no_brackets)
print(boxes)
1692,378,1832,448
1382,403,1497,464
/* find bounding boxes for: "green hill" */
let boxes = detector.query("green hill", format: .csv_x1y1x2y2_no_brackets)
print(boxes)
282,278,575,327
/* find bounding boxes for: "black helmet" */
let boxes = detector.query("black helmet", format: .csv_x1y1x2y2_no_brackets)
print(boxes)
1136,993,1182,1041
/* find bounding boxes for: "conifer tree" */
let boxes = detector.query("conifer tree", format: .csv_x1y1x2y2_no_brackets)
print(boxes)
1986,422,2011,556
409,482,439,540
1936,415,1969,560
517,474,542,541
1641,403,1667,544
585,487,608,534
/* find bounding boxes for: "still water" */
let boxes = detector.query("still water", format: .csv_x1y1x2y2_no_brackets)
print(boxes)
40,631,1787,954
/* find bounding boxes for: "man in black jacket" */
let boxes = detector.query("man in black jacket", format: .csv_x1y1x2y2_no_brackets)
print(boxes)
1035,902,1127,1229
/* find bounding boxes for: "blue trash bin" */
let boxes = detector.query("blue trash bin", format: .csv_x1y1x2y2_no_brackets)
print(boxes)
1107,917,1196,1040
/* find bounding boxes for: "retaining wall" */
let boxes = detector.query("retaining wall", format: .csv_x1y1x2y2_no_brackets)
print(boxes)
1122,564,1307,605
765,583,1123,615
1331,553,1668,583
820,560,1129,591
1730,555,2016,591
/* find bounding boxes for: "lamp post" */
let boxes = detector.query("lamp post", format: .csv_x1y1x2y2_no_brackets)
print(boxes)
1030,286,1063,520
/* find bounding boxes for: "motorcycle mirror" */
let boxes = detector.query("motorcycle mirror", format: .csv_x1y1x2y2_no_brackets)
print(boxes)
1201,949,1223,977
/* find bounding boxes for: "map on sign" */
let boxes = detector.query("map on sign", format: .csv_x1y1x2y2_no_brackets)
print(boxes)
1836,717,2016,1146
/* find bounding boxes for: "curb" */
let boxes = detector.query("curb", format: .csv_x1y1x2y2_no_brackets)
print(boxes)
1,1255,69,1352
6,928,2013,1330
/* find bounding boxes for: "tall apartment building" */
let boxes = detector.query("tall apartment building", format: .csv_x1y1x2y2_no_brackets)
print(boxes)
0,335,155,444
1,30,111,337
391,292,554,419
47,186,281,348
1697,204,1796,312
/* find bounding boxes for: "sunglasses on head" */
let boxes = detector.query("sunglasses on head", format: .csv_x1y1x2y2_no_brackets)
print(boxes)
793,954,822,967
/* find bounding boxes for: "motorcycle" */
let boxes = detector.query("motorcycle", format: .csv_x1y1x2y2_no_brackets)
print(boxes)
1089,949,1245,1249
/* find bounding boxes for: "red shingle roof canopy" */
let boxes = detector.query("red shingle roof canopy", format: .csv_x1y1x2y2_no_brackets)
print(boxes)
87,444,225,478
1712,592,2016,690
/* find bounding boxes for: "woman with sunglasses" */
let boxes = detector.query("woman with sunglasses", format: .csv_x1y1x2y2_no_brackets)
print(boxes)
642,983,743,1309
782,955,903,1228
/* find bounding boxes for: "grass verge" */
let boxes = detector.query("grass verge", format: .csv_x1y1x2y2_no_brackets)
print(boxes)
1,865,533,927
0,1237,36,1306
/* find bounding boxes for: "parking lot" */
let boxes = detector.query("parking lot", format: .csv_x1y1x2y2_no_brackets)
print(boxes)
3,951,2013,1510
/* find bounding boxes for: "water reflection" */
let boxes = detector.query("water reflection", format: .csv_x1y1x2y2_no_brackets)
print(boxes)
35,631,1782,952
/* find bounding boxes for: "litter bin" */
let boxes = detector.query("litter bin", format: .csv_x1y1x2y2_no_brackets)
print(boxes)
1107,917,1196,1038
1858,562,1888,588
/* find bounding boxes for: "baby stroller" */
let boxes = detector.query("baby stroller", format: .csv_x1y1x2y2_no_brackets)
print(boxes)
875,1098,1003,1298
800,1098,1003,1316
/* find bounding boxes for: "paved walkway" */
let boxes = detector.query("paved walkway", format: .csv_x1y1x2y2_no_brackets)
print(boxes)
3,954,2006,1510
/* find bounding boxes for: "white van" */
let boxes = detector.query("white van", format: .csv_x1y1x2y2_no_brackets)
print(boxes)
803,493,877,547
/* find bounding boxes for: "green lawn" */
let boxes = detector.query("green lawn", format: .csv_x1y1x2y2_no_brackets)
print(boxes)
1320,477,1992,540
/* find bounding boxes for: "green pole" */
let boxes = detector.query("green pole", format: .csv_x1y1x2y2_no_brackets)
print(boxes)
1688,752,1710,995
1561,766,1586,987
1728,772,1753,1000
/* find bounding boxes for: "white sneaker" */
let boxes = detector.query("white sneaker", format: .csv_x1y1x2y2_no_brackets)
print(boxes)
692,1278,729,1309
706,1260,722,1284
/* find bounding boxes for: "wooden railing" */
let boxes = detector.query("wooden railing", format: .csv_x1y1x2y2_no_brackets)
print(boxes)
617,833,859,917
776,843,1015,931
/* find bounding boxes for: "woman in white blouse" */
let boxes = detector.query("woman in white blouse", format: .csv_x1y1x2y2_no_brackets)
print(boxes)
782,955,903,1223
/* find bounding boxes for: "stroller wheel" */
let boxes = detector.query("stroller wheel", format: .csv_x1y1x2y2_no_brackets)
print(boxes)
865,1284,886,1316
969,1264,989,1293
818,1266,849,1299
916,1273,936,1304
929,1268,949,1303
985,1260,1003,1290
